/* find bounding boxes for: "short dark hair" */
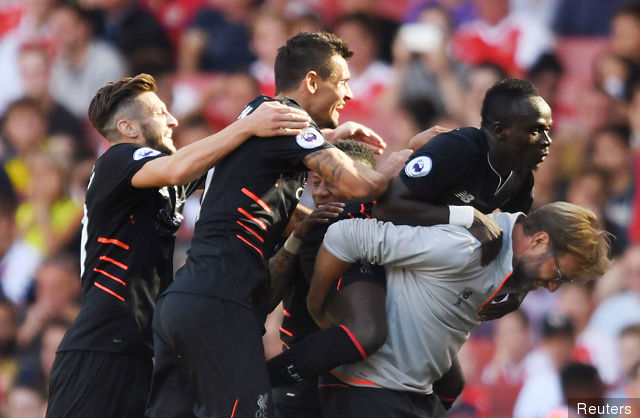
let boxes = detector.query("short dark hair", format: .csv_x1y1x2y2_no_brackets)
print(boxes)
274,32,353,94
88,73,157,141
334,139,376,169
480,79,540,128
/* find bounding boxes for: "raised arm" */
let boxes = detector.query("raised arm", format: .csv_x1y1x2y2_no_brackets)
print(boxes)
302,148,410,201
131,102,310,188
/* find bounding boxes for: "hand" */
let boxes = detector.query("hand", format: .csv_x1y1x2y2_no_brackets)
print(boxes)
376,149,413,179
247,101,310,137
478,293,524,321
293,202,344,238
324,121,387,155
467,209,503,266
408,125,451,150
307,295,331,329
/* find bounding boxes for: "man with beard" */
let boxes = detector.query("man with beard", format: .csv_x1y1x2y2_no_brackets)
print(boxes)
306,202,611,417
46,73,311,417
147,32,408,417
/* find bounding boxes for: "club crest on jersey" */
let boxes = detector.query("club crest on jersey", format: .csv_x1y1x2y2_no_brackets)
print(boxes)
133,147,161,161
296,127,324,149
404,156,432,178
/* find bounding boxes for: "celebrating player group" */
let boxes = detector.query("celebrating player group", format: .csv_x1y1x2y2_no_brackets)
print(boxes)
46,31,610,418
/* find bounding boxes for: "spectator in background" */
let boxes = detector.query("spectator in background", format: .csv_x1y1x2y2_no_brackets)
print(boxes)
17,44,87,158
0,0,57,115
589,245,640,337
79,0,172,75
0,302,18,406
590,124,635,254
606,324,640,401
138,0,205,48
0,193,42,306
200,71,260,132
513,313,575,418
547,362,605,418
4,384,46,418
460,62,506,127
334,13,392,120
16,255,80,351
177,0,255,73
480,310,531,417
452,0,554,77
1,98,48,200
15,152,83,258
48,2,127,118
552,0,630,36
387,5,468,124
555,283,620,386
248,8,289,96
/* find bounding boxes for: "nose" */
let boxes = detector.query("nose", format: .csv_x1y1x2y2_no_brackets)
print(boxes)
345,83,353,101
541,130,552,146
167,111,178,128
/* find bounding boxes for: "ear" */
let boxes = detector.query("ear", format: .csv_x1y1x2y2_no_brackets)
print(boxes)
531,230,551,249
116,119,138,139
493,121,507,141
304,71,319,94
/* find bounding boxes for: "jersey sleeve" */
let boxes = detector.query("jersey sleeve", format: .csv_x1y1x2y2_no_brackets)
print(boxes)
499,170,534,213
269,126,336,167
323,218,476,274
94,143,166,203
400,132,476,202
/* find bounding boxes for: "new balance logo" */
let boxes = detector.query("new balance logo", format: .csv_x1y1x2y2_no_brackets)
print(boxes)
454,191,475,203
454,288,473,307
286,364,302,382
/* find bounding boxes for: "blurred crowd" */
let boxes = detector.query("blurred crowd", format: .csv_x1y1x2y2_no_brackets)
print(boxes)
1,0,640,416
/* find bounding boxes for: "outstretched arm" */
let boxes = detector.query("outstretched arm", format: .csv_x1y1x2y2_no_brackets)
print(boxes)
302,148,411,202
131,101,310,188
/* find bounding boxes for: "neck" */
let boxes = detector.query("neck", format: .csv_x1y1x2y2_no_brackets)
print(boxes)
485,129,514,175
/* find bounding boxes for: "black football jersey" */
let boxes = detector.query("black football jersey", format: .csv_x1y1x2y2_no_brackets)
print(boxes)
167,96,335,319
400,127,534,214
58,143,201,355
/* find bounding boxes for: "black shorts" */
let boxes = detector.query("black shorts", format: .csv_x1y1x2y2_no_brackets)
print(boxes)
318,374,447,418
46,350,152,418
272,379,321,418
326,261,386,300
147,292,272,418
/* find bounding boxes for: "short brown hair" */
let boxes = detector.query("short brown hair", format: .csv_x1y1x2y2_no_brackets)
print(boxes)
520,202,611,281
88,73,156,141
274,32,353,94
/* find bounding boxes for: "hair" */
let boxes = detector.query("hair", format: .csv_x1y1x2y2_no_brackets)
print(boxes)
560,362,603,397
3,97,44,122
528,53,564,80
274,32,353,94
480,78,540,128
519,202,611,281
334,12,380,47
88,73,157,141
334,139,376,169
620,324,640,341
615,3,640,20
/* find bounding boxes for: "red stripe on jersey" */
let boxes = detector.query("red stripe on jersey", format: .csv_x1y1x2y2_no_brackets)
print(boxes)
97,237,130,250
282,309,291,317
241,188,272,213
99,255,128,270
281,340,290,350
329,370,379,387
94,282,125,301
230,399,239,418
94,268,126,286
235,235,264,258
477,271,514,311
279,326,293,337
339,325,367,360
336,277,343,291
360,203,371,218
237,208,267,230
236,221,264,242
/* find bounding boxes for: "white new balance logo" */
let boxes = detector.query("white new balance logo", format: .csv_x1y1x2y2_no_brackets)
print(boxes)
454,191,475,203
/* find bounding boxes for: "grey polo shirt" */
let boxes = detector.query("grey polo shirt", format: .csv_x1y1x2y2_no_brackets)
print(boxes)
322,212,523,394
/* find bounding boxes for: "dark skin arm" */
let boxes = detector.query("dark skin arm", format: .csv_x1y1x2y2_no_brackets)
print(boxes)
373,177,503,266
268,202,344,311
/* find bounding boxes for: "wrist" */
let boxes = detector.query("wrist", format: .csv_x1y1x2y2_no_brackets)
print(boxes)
448,205,474,228
283,233,302,254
